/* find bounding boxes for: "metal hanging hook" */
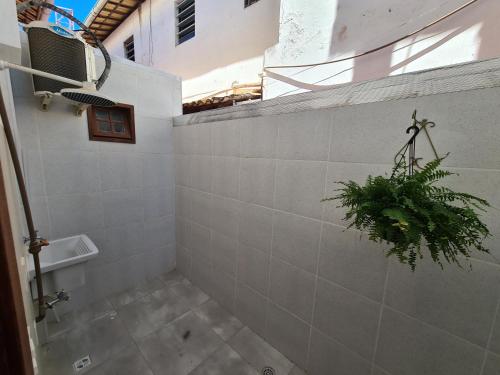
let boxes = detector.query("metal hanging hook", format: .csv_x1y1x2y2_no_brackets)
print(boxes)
392,110,441,178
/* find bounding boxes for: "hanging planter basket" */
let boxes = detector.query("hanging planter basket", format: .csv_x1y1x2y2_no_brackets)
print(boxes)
324,111,491,270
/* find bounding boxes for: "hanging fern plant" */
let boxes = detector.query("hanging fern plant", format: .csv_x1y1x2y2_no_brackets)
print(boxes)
324,121,491,270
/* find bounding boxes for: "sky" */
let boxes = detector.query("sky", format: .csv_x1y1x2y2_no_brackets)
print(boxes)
48,0,97,24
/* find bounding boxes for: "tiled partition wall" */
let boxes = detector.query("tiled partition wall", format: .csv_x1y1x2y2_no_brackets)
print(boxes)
173,82,500,373
11,34,182,314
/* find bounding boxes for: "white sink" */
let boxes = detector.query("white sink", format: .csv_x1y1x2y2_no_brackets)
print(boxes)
28,234,99,298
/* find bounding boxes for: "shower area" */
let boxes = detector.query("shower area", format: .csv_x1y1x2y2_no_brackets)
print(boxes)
2,12,500,375
4,21,307,375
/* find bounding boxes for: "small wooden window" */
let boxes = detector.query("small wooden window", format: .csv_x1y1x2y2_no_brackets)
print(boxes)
124,36,135,61
87,104,135,144
244,0,260,7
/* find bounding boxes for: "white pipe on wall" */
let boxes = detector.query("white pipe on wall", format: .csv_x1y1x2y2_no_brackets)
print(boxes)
0,60,84,87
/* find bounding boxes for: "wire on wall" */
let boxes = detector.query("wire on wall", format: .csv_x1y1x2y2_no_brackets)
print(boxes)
148,0,154,65
262,0,482,90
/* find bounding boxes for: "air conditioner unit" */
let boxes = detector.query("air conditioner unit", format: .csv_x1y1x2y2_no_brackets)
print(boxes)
24,21,97,96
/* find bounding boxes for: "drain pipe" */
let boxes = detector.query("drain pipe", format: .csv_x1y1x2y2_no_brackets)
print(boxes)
0,87,48,323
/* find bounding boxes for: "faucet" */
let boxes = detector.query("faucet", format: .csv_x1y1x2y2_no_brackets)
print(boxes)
45,290,70,309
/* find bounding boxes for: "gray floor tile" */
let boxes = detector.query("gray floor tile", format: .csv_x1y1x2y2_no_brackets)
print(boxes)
85,344,153,375
39,315,134,375
39,274,297,375
289,365,308,375
38,335,74,375
65,314,135,372
108,277,166,309
118,286,192,340
229,327,294,375
160,269,186,288
45,299,115,341
137,311,224,375
189,344,259,375
170,279,210,308
373,366,392,375
483,352,500,375
193,299,244,341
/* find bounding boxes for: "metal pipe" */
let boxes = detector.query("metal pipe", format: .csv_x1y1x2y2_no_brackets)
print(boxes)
0,86,48,322
0,60,85,88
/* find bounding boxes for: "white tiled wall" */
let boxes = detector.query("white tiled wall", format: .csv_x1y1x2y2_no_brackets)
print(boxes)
173,86,500,374
11,35,182,315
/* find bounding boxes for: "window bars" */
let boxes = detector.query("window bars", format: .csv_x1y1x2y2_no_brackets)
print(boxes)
124,36,135,61
176,0,195,45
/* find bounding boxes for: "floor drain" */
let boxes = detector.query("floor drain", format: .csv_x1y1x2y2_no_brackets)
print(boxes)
262,366,275,375
73,355,91,372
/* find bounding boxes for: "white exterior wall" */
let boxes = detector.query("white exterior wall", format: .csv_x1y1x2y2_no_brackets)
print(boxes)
0,1,38,370
10,31,181,345
264,0,500,98
103,0,281,101
172,58,500,375
0,0,22,63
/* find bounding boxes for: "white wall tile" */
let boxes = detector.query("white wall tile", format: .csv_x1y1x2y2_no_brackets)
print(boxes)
269,257,315,322
48,193,103,239
239,158,275,207
375,308,484,375
265,303,310,369
100,152,143,191
210,196,240,239
211,121,240,157
143,154,174,189
103,189,144,227
313,278,380,360
42,150,100,196
211,231,237,277
189,155,212,192
191,190,211,227
272,211,321,273
238,203,273,254
308,329,372,375
143,187,174,221
276,110,331,161
237,244,270,296
234,283,267,337
211,156,239,199
385,257,500,347
143,215,175,250
319,224,388,302
328,99,418,165
188,221,211,263
240,117,277,158
275,160,327,220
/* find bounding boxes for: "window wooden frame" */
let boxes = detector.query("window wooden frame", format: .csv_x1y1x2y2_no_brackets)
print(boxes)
87,103,135,144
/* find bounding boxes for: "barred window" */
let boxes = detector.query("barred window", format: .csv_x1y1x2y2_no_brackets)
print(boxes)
244,0,260,7
124,36,135,61
176,0,195,45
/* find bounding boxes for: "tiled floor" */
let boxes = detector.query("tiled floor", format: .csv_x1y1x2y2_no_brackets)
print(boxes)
38,270,306,375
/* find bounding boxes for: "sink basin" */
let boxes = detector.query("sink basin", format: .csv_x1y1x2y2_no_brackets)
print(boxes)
28,234,99,298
